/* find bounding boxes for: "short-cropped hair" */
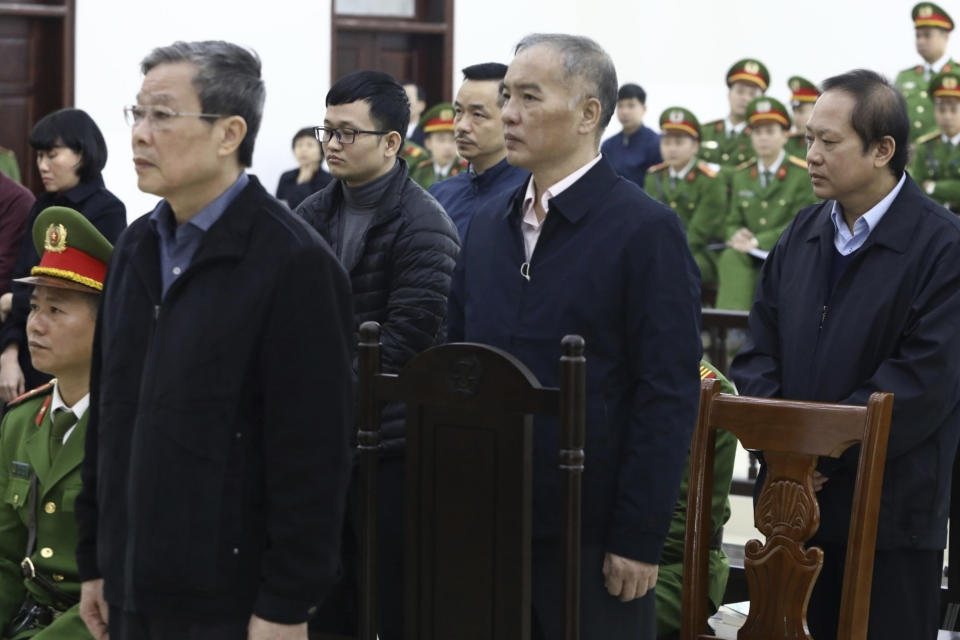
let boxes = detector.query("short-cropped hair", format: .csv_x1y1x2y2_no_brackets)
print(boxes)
514,33,619,139
29,108,108,184
821,69,909,178
141,40,265,167
291,127,316,149
462,63,509,82
327,71,410,146
617,83,647,104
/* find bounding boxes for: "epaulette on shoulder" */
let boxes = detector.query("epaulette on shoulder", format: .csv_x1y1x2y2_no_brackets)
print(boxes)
456,158,469,169
699,363,718,380
415,157,433,169
6,381,55,410
647,161,668,174
735,157,757,171
405,145,424,158
787,155,808,170
696,161,718,178
916,130,941,145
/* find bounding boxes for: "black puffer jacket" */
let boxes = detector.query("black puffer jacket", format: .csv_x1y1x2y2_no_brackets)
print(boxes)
297,160,460,453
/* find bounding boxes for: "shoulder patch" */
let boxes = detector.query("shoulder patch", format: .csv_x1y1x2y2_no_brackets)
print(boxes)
787,155,808,170
405,145,423,158
415,158,432,169
6,381,55,411
736,157,757,171
647,161,668,174
697,161,717,178
699,364,717,380
916,130,941,144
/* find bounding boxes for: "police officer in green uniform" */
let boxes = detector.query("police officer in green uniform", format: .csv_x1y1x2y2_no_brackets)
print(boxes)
656,361,737,640
399,138,429,171
645,107,727,285
716,97,817,310
896,2,957,141
785,76,820,159
0,206,111,639
699,59,770,171
911,69,960,212
409,103,468,190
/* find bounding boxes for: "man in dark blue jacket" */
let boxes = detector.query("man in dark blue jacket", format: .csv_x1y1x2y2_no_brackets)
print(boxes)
600,84,662,187
429,62,528,240
448,34,701,640
732,69,960,640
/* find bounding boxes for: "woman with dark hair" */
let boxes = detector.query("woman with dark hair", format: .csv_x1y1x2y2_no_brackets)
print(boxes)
0,108,126,401
275,126,332,209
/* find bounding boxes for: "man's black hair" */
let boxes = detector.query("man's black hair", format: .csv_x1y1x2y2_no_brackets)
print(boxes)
462,63,509,82
29,108,108,183
821,69,909,178
291,127,315,148
328,71,410,145
402,81,426,104
617,83,647,105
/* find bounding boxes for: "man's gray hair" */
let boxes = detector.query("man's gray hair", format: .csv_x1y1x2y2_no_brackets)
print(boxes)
514,33,618,139
141,41,265,167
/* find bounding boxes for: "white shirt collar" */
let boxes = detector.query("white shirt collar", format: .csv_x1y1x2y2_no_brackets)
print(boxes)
521,153,604,229
433,161,454,177
669,158,697,180
726,118,747,136
759,150,786,176
407,123,418,138
929,52,952,74
50,380,90,444
942,131,960,145
829,173,906,255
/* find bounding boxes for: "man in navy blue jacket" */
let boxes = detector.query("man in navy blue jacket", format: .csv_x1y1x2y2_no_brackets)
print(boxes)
448,34,701,640
732,69,960,640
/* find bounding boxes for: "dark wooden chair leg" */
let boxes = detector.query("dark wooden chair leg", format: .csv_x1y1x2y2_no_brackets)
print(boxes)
357,322,382,640
560,335,585,640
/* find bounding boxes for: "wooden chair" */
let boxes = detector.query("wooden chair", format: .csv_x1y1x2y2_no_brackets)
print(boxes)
681,379,894,640
356,321,586,640
700,308,750,376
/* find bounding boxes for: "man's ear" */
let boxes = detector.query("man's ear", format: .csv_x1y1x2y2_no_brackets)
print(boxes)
873,135,896,169
218,115,248,159
383,131,403,159
578,96,602,137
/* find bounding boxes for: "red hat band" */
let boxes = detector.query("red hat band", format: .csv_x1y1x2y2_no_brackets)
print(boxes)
663,122,700,139
749,111,790,128
32,246,107,291
791,88,820,102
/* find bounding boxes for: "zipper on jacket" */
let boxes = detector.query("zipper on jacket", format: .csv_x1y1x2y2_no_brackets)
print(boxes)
819,304,829,329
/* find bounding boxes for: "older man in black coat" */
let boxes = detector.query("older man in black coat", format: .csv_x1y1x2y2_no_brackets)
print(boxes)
732,69,960,640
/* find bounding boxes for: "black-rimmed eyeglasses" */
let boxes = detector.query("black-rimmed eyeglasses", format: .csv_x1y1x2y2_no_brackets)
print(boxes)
314,125,391,145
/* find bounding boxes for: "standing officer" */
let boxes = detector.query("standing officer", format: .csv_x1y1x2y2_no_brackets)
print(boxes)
910,69,960,211
785,76,820,159
699,59,769,170
716,96,816,310
601,84,662,186
0,206,111,640
410,103,469,190
645,107,727,286
896,2,957,141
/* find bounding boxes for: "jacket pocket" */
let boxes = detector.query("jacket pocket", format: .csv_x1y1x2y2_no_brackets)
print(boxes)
4,477,30,510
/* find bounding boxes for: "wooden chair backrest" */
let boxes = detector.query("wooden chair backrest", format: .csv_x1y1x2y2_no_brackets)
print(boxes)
681,379,893,640
356,321,585,640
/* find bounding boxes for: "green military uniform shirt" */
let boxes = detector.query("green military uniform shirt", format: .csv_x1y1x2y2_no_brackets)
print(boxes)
645,160,728,285
910,130,960,211
409,156,469,191
784,132,807,160
399,140,429,171
0,384,92,640
697,120,754,168
896,60,959,141
656,361,738,637
716,155,817,310
0,149,20,184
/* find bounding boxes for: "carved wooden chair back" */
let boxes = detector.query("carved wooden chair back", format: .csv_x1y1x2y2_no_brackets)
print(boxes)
681,379,893,640
355,321,586,640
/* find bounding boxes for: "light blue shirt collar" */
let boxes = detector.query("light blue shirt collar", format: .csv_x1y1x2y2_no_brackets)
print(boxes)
829,172,906,255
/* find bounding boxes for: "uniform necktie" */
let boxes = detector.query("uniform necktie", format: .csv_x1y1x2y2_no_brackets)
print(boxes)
761,169,771,188
49,409,77,463
669,175,677,190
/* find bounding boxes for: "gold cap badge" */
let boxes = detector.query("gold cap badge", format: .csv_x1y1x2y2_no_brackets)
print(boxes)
944,76,958,89
440,108,454,121
920,5,934,17
669,110,684,123
44,224,67,253
745,61,760,74
756,100,772,113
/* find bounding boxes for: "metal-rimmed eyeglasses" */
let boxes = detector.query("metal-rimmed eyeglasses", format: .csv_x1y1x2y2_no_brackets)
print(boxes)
123,105,228,130
314,125,391,145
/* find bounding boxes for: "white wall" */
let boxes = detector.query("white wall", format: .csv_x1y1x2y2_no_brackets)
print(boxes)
76,0,925,221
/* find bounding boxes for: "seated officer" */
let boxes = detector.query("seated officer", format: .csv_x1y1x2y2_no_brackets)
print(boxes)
785,76,821,159
656,361,737,640
645,107,727,286
716,97,816,310
0,206,111,639
910,69,960,212
410,103,468,190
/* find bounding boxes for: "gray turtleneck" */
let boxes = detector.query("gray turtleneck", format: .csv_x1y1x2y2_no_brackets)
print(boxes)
337,162,400,270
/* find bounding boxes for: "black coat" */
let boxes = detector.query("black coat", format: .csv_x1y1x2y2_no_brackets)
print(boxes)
448,157,702,563
275,167,332,210
732,174,960,550
296,161,460,453
75,176,356,623
1,177,126,389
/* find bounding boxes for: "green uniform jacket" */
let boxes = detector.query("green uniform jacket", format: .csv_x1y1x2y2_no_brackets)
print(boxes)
784,132,807,160
409,157,469,191
656,361,738,637
0,384,91,640
698,120,754,167
896,60,958,141
909,131,960,212
0,149,20,184
399,140,430,171
716,155,817,310
644,161,728,284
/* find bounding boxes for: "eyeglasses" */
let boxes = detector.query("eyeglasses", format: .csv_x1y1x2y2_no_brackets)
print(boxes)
314,125,391,145
123,105,228,130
